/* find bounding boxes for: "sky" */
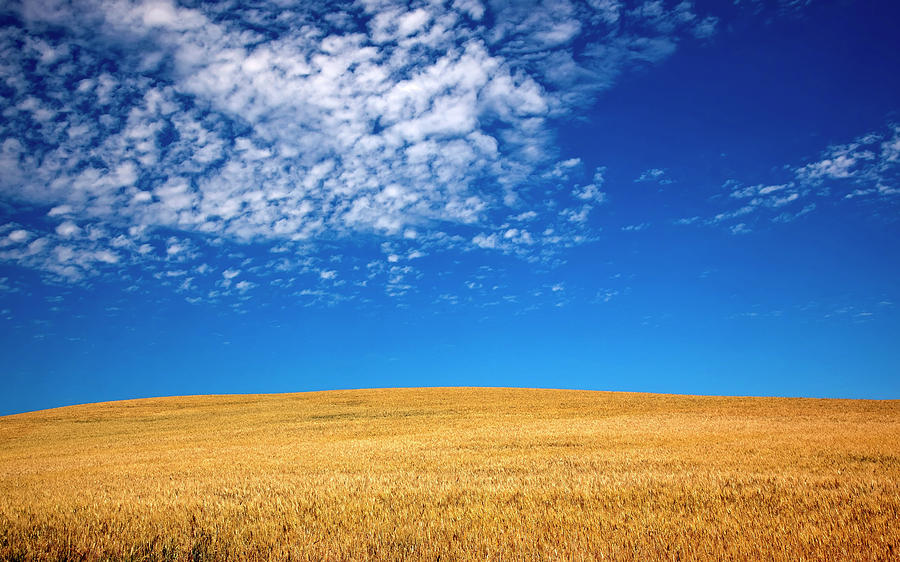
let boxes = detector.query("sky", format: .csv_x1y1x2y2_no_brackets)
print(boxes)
1,0,898,414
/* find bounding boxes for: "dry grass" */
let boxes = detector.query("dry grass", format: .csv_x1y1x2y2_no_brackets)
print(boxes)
0,387,898,560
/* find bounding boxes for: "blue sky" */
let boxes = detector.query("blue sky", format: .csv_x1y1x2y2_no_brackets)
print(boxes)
1,0,898,414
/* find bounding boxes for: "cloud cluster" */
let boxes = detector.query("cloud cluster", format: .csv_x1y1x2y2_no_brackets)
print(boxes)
634,167,673,184
0,0,716,293
797,125,900,200
690,124,900,234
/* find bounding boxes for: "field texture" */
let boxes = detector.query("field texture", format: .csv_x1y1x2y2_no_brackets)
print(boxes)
0,388,898,560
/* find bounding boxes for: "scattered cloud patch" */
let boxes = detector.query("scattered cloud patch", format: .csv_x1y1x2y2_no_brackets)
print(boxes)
796,125,900,200
686,123,900,233
635,168,674,184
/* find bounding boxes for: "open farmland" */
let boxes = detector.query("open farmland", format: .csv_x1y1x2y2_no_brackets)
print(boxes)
0,387,898,560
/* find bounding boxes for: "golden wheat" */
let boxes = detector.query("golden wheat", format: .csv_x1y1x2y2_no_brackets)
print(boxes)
0,387,898,560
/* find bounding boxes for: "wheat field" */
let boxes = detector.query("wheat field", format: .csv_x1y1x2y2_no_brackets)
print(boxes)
0,387,898,560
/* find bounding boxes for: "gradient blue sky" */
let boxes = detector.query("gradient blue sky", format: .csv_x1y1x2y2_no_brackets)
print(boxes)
1,0,898,414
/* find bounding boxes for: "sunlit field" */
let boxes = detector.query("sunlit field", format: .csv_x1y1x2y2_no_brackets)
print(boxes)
1,387,898,560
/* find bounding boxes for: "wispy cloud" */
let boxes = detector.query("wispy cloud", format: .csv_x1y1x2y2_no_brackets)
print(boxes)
634,168,674,184
686,123,900,233
797,125,900,200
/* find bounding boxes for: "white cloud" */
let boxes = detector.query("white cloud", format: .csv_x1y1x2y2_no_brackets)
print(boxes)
561,205,592,224
453,0,485,20
512,211,538,221
2,1,564,247
166,241,184,256
634,168,673,184
7,229,30,243
796,154,860,181
94,249,119,264
545,158,582,179
588,0,622,24
692,16,718,39
795,125,900,197
472,233,498,249
700,123,900,232
572,183,606,203
396,9,431,37
55,221,81,238
713,205,755,223
0,0,720,296
594,289,619,303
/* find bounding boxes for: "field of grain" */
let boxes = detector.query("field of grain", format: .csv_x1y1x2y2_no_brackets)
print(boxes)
0,387,898,560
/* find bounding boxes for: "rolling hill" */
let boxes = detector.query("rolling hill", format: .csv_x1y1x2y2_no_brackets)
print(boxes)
1,387,898,560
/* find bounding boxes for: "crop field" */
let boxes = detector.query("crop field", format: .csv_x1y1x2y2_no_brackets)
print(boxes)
0,387,898,560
